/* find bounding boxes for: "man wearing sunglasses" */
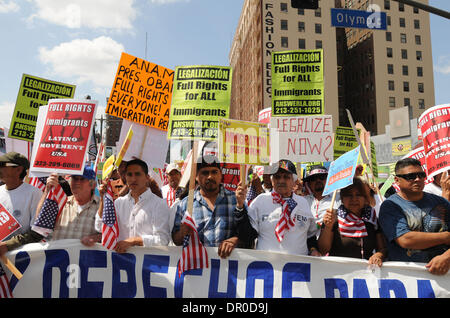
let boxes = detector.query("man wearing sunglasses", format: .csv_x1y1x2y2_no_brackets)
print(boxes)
303,165,341,228
379,158,450,275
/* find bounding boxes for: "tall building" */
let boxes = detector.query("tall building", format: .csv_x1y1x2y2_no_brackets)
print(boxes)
229,0,435,135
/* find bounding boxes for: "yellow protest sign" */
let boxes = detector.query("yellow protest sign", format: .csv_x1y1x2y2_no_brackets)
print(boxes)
106,52,174,131
102,155,115,180
115,126,133,168
218,118,270,165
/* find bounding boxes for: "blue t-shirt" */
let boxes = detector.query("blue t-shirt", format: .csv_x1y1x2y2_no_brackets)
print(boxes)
379,192,450,262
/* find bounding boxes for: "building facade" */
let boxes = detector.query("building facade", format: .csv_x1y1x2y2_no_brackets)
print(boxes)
229,0,435,135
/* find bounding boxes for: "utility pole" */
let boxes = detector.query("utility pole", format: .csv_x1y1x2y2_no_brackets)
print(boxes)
390,0,450,19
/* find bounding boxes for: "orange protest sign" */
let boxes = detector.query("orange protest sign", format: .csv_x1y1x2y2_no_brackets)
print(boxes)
106,52,174,131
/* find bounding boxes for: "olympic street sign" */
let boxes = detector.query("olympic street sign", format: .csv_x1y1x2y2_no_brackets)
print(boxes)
331,7,387,30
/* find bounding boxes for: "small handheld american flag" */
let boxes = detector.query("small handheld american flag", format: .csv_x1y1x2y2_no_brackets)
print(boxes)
102,181,119,250
29,176,47,192
337,206,376,238
32,184,68,237
0,263,13,298
177,214,208,278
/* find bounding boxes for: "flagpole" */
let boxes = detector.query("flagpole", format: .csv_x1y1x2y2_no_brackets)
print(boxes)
1,255,23,280
187,141,199,216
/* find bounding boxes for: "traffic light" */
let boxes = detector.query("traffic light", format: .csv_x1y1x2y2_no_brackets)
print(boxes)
291,0,318,9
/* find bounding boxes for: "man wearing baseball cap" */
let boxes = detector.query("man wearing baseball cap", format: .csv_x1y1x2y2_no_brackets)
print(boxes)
236,159,321,256
161,162,184,208
0,152,43,255
37,165,101,245
303,164,341,228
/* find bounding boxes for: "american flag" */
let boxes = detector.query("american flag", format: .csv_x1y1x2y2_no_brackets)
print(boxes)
177,214,208,278
272,192,297,242
0,263,12,298
29,176,47,192
102,181,119,250
337,206,377,238
166,187,177,208
32,184,68,237
245,185,259,206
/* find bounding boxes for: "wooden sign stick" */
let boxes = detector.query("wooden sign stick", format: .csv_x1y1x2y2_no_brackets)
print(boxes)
187,141,199,216
1,255,23,280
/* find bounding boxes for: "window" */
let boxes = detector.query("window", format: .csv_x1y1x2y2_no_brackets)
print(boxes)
399,3,404,11
281,3,288,12
418,83,424,93
414,7,419,14
402,65,408,76
419,99,425,109
417,66,423,77
400,33,407,43
386,32,392,41
400,17,406,27
389,97,396,107
404,98,410,106
416,50,422,61
387,15,391,26
281,37,288,48
388,80,395,91
384,0,390,10
298,38,306,49
298,8,304,15
316,40,322,49
414,19,420,29
298,21,305,32
387,47,393,58
403,81,410,92
315,7,321,17
315,23,322,34
415,35,421,45
281,20,288,30
387,64,394,74
401,49,408,59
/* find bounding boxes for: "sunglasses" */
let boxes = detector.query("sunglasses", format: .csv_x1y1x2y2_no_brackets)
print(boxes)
395,172,427,181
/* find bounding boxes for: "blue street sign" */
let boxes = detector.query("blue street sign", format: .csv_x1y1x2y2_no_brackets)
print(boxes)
331,8,387,30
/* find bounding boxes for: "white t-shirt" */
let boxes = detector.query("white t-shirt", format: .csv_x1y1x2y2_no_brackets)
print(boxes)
248,192,318,255
0,182,42,240
95,189,171,247
303,193,341,226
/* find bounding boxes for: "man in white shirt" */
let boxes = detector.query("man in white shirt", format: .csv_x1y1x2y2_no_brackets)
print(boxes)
161,162,184,207
303,165,340,228
97,159,170,253
236,160,320,256
0,152,42,255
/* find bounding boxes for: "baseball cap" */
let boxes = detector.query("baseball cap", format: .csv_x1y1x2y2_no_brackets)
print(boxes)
71,166,96,180
166,162,181,174
303,165,328,182
268,159,297,176
0,152,30,169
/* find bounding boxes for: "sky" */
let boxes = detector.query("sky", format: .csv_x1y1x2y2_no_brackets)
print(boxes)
0,0,449,134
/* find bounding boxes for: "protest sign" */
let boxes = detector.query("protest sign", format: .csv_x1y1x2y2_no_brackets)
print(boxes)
0,203,21,241
258,107,271,124
392,139,412,157
168,65,232,141
9,74,76,142
270,115,333,163
323,146,360,196
117,119,169,169
333,126,360,160
106,52,174,131
221,163,241,191
218,118,270,165
6,239,450,298
271,50,324,116
418,104,450,179
30,99,97,175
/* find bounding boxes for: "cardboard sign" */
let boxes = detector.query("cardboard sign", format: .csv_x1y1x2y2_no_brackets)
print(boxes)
31,99,97,175
0,203,21,241
271,50,324,116
168,65,232,141
419,104,450,179
270,115,333,163
323,146,360,196
106,52,174,131
9,74,75,142
218,118,270,165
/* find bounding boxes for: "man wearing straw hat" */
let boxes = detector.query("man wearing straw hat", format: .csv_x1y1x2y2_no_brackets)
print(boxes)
172,154,247,258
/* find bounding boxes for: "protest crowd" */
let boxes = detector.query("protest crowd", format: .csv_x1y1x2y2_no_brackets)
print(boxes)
0,51,449,299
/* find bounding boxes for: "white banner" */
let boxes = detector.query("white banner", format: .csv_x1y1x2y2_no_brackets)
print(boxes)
270,115,334,163
4,240,449,298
